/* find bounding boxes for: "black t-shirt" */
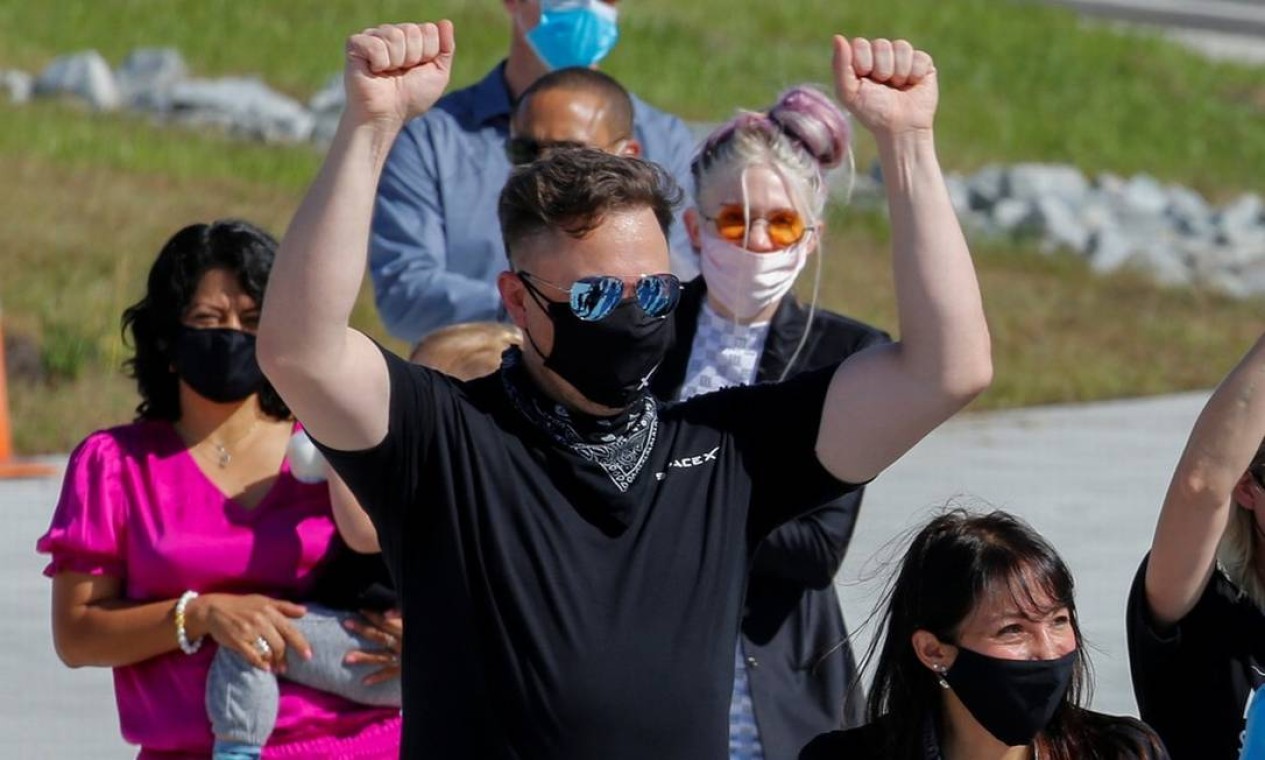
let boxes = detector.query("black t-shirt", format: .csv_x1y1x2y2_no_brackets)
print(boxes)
1127,554,1265,760
314,346,855,760
306,543,397,612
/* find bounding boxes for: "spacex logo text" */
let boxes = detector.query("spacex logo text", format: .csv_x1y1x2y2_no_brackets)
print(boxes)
669,446,720,469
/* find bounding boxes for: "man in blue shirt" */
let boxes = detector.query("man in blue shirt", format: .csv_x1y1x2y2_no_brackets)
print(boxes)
370,0,698,344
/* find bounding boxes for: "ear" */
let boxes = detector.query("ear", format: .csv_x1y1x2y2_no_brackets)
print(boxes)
811,218,827,255
684,207,702,253
912,629,958,676
1233,471,1259,512
498,270,530,329
621,138,642,158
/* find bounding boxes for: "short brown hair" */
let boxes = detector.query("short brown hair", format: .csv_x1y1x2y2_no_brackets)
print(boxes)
409,321,523,381
498,149,682,265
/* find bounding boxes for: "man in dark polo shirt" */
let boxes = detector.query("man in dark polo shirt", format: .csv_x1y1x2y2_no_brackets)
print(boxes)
258,20,992,760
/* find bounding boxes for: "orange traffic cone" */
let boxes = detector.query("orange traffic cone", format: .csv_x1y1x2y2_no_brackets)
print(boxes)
0,311,56,479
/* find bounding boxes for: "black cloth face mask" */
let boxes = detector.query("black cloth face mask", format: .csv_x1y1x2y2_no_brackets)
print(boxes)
944,645,1077,747
520,278,674,410
172,326,265,404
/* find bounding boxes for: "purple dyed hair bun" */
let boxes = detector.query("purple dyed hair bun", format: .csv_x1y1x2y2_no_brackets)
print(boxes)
768,86,851,170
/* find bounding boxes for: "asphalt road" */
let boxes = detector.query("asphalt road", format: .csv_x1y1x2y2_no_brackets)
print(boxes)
1045,0,1265,35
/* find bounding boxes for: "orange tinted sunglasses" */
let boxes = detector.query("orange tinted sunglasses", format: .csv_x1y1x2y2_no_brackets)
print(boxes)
704,205,811,247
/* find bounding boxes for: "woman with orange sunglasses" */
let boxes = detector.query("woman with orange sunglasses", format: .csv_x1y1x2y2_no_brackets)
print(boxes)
650,85,889,760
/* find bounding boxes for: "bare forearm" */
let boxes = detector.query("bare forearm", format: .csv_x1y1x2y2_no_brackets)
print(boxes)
55,596,189,668
878,130,991,395
260,120,400,375
1176,335,1265,497
1148,335,1265,623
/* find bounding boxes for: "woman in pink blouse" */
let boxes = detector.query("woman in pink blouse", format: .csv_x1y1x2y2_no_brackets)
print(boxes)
37,220,401,759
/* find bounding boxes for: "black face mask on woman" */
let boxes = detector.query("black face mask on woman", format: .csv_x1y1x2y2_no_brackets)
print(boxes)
172,326,265,404
520,285,674,410
943,646,1078,747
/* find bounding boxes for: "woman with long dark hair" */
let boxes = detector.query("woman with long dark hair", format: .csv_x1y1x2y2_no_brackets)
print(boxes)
38,220,401,759
802,509,1166,760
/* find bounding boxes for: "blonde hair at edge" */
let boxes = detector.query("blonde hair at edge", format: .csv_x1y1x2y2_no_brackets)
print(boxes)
410,321,524,381
1218,445,1265,609
692,85,854,379
692,85,854,241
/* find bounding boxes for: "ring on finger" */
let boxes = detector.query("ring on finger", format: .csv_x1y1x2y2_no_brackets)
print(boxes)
254,636,272,657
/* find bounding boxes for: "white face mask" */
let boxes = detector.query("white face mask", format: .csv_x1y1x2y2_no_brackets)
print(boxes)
699,229,814,321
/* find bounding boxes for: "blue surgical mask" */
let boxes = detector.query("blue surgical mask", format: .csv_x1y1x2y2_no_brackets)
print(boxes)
526,0,619,70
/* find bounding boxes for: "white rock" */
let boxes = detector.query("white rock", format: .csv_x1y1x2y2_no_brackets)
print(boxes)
1031,196,1091,254
1218,193,1264,245
967,164,1006,211
1,69,32,104
1088,227,1135,274
1132,243,1191,287
992,198,1034,232
116,47,187,110
1003,163,1090,205
1119,174,1169,218
34,50,120,110
168,77,315,142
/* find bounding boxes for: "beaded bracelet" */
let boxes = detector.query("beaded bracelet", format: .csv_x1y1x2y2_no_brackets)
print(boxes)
175,590,203,655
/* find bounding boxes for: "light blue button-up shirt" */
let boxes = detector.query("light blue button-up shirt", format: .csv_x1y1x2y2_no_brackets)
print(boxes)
370,63,700,344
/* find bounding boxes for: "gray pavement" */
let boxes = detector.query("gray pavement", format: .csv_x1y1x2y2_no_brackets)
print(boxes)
2,391,1210,755
1042,0,1265,62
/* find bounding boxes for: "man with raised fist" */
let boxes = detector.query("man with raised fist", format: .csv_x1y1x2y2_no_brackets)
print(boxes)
368,1,697,345
258,20,991,760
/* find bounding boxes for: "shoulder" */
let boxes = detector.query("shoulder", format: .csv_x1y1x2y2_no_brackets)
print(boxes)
1131,552,1255,634
799,722,889,759
1072,709,1169,759
629,92,687,128
69,422,172,468
628,94,695,147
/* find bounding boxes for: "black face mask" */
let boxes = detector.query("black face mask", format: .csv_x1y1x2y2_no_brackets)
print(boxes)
172,326,265,404
521,283,674,410
944,646,1077,747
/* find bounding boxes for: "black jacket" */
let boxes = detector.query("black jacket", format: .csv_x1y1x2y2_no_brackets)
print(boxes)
652,278,891,760
800,713,1170,760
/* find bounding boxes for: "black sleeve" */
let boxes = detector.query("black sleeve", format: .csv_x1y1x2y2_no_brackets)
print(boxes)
798,731,843,760
685,362,861,542
309,344,441,572
750,489,863,588
1126,555,1183,720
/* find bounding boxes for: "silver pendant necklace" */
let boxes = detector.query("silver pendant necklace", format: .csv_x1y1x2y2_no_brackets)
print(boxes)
205,420,260,469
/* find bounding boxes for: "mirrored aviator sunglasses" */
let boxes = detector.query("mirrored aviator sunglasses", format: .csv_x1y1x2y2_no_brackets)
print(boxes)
519,272,681,322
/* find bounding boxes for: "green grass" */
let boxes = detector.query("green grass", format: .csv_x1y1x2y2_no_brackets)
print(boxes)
3,1,1262,195
3,0,1265,453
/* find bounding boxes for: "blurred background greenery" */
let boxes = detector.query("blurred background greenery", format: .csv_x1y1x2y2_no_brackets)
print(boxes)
2,0,1263,452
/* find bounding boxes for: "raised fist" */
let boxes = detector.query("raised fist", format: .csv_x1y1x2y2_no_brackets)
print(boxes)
832,36,938,137
344,21,455,128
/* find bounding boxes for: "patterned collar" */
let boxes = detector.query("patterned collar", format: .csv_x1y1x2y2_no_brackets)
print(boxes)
679,301,772,400
499,348,659,493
